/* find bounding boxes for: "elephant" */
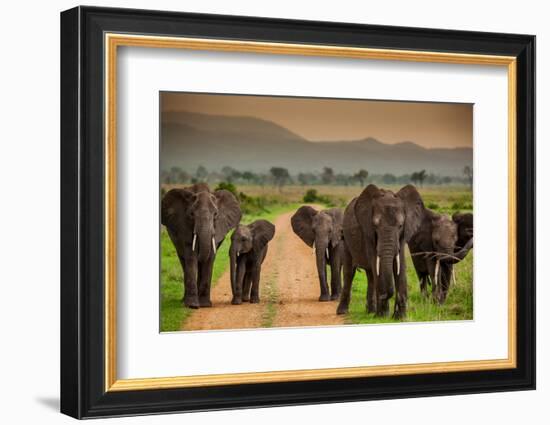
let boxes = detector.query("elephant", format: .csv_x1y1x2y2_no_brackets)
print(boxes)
161,183,241,308
336,185,424,319
452,212,474,249
229,220,276,304
408,210,474,304
291,206,344,301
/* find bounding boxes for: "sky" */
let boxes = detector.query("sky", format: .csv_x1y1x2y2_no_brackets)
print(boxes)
161,92,472,149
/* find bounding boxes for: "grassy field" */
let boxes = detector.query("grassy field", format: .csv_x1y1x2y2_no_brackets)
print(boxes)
160,203,300,332
160,184,473,330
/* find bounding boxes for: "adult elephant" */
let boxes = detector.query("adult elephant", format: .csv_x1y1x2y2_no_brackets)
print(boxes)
409,210,474,303
291,206,344,301
229,220,276,305
161,183,241,308
336,185,424,319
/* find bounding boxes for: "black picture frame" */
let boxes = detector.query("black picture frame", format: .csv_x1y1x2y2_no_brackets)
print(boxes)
60,5,535,419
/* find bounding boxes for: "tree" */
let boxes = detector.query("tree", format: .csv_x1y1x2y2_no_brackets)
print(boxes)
411,170,426,187
354,169,369,186
241,171,256,185
335,173,352,186
463,165,473,188
382,173,396,185
221,166,242,183
321,167,335,185
270,167,291,192
195,165,208,182
297,172,317,186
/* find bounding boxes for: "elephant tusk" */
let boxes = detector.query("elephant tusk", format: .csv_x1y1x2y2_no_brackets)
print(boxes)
376,256,380,276
326,248,329,260
192,233,197,251
212,237,217,254
396,255,400,276
434,260,440,288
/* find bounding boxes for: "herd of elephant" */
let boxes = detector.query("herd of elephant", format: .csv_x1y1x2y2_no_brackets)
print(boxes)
161,182,473,320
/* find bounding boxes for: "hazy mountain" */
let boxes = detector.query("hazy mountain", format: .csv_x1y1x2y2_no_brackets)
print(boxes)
161,111,472,176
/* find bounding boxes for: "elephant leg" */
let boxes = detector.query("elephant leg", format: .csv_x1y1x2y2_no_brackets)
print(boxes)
180,254,199,308
198,258,214,307
366,267,376,314
232,259,247,305
249,266,261,304
336,246,355,315
177,253,187,303
242,269,252,302
329,249,342,300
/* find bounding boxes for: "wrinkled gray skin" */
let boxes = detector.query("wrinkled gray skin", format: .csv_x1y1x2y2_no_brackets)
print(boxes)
408,210,473,304
291,206,344,301
229,220,275,304
161,183,241,308
337,185,424,319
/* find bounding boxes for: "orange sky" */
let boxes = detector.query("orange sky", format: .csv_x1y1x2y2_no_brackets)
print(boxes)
161,92,472,148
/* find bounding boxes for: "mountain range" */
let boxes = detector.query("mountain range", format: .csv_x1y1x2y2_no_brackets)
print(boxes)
161,111,472,176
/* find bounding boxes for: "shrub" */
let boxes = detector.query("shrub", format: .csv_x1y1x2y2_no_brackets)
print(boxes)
303,189,318,203
302,189,345,207
238,191,270,215
427,202,439,210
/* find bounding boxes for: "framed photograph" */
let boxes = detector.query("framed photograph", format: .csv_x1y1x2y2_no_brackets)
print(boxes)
60,6,535,419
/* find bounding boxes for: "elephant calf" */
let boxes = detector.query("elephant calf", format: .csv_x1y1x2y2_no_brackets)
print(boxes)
408,210,474,304
291,206,344,301
229,220,276,304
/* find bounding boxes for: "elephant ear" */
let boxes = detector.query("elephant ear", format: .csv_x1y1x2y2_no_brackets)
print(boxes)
452,212,474,247
397,185,425,242
291,206,317,247
161,189,194,229
213,190,242,243
325,208,344,247
251,220,276,252
354,184,381,242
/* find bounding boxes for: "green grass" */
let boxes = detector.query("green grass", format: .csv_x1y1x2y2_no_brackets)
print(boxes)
346,249,473,324
160,203,300,332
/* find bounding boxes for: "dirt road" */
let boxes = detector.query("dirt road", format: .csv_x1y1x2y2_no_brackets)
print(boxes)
182,208,344,331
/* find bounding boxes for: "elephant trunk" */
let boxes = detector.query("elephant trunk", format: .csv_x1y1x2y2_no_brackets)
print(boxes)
446,237,474,264
315,239,328,289
375,233,398,316
229,244,238,296
195,218,214,262
379,255,396,294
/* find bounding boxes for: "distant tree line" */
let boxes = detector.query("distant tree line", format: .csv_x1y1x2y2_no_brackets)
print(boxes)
161,165,473,188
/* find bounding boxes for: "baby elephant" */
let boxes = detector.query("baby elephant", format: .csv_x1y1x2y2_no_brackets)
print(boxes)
229,220,275,305
408,210,473,304
291,206,344,301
